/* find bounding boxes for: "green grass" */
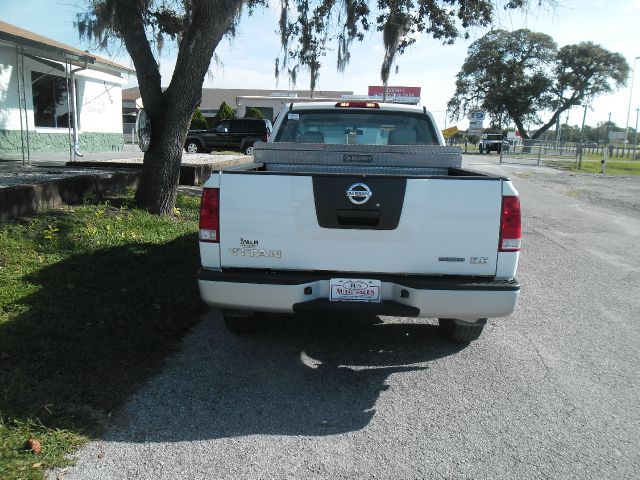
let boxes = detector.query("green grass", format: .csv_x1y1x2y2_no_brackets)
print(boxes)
578,150,639,162
550,160,640,175
0,193,205,479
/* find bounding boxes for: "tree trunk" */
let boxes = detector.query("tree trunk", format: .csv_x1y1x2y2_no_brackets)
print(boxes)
113,0,245,215
135,102,193,214
514,118,529,140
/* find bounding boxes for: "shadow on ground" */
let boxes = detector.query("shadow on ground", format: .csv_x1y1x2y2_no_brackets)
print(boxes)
104,311,466,442
1,227,467,441
0,234,204,433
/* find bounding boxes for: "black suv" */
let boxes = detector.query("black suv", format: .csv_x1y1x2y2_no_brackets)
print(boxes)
184,118,272,155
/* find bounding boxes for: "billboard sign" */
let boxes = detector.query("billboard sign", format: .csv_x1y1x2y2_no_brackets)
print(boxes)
368,86,421,103
608,131,626,141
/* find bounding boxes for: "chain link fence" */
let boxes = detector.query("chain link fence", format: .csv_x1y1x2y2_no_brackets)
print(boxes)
500,139,578,166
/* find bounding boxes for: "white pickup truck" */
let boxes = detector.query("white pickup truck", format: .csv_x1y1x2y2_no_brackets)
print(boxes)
198,101,521,342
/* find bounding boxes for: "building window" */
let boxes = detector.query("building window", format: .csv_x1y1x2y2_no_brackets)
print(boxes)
31,71,74,128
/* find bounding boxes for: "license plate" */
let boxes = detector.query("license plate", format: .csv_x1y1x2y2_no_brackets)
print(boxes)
329,278,381,303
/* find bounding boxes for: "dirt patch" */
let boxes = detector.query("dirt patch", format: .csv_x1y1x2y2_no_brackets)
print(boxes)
512,170,640,218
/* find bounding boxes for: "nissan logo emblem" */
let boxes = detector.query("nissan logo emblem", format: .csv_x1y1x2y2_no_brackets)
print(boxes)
346,183,372,205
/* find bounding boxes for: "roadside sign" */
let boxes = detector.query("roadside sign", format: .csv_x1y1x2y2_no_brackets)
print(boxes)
442,126,459,138
469,118,484,135
367,86,421,104
474,111,485,120
608,132,625,141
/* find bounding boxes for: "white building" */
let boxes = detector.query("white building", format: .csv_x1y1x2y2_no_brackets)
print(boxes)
0,20,134,160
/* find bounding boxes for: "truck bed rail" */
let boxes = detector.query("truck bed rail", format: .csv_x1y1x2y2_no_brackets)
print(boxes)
253,142,462,170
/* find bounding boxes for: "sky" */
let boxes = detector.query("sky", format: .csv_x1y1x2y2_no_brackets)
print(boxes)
3,0,640,131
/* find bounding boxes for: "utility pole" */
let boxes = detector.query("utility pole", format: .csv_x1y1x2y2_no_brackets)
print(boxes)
605,112,611,145
579,105,587,169
567,111,570,150
556,110,570,144
624,56,640,147
634,108,639,159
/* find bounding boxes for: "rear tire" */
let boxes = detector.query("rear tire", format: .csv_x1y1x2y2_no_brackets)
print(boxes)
223,312,262,334
438,318,486,343
243,144,255,155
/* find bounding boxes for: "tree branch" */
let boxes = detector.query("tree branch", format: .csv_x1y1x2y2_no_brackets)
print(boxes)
114,0,163,115
165,0,244,119
531,105,570,139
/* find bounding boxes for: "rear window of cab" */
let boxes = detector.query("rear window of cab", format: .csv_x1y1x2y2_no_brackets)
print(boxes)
274,110,439,146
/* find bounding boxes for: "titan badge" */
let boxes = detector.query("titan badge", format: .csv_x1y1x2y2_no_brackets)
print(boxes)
228,248,282,258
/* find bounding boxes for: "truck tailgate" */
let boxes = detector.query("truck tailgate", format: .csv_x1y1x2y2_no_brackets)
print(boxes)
218,173,502,276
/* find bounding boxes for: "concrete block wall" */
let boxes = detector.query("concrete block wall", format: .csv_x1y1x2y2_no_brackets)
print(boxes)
0,130,124,154
0,170,141,221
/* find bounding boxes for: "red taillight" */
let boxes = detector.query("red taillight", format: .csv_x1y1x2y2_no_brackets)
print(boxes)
199,187,219,243
499,196,521,252
335,101,380,108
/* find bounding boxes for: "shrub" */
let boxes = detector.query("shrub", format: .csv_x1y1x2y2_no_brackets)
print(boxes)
212,101,236,124
190,107,208,130
244,107,265,120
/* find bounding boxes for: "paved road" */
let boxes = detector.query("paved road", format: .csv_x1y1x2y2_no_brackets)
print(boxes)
57,156,640,479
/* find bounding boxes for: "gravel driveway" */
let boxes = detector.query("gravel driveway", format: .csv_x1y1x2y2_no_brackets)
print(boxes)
53,156,640,480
